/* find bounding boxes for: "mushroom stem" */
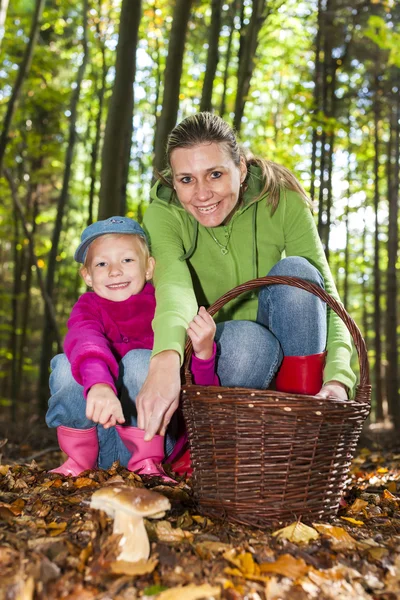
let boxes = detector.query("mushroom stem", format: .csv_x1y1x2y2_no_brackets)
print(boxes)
113,509,150,562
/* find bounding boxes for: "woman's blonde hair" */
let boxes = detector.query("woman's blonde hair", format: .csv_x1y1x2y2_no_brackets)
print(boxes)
162,112,311,213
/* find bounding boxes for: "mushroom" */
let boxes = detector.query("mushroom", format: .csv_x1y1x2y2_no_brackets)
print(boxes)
90,485,171,562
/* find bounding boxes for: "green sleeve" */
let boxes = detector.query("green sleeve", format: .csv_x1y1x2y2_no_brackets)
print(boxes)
281,190,357,395
143,203,197,363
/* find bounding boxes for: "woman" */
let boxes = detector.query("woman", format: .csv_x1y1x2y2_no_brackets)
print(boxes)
138,112,355,444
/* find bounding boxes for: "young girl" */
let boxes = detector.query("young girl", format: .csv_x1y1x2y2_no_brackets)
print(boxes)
46,216,217,479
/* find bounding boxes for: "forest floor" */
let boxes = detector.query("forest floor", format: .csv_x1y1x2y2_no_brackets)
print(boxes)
0,418,399,600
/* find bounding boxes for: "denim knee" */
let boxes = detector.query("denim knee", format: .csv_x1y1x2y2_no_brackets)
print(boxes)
46,353,93,429
215,320,282,389
258,258,327,355
120,349,151,401
267,256,324,286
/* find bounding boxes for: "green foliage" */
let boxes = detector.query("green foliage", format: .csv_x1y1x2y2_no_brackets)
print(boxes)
0,0,398,416
365,15,400,67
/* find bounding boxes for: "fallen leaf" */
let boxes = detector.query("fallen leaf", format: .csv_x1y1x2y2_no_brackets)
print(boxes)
194,541,231,560
0,465,10,476
47,521,67,536
382,489,398,502
9,498,25,515
147,520,193,543
260,554,309,579
156,584,221,600
347,498,368,514
340,517,364,526
74,477,99,488
12,575,35,600
0,503,15,521
223,550,270,583
272,521,319,544
0,546,18,567
368,546,389,560
313,523,357,549
110,555,158,576
192,515,213,527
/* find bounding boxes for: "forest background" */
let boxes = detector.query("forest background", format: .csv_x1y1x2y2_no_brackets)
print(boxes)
0,0,399,436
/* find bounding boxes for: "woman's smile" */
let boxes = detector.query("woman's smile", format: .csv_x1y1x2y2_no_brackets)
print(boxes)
171,143,246,227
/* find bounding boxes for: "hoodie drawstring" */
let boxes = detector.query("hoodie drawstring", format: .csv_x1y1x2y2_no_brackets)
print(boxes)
252,202,258,280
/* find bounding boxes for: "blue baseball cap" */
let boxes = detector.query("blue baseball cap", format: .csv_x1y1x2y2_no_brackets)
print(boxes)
74,216,148,263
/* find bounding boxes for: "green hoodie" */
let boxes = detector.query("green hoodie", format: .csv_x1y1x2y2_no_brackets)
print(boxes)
143,165,356,393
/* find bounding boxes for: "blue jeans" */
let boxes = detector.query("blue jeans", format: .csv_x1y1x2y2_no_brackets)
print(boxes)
46,257,326,468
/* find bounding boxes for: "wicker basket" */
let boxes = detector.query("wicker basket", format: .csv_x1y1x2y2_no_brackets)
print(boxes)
181,276,371,527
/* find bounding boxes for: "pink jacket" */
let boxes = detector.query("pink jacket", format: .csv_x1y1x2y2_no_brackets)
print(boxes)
64,283,218,396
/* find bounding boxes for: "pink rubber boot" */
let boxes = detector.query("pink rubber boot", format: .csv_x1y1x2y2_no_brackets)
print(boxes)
275,352,326,395
50,426,98,476
116,426,176,483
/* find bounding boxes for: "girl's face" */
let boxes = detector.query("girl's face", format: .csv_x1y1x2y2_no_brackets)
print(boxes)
81,234,154,302
170,142,247,228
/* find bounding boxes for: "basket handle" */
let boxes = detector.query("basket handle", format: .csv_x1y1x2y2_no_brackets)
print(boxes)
183,275,370,399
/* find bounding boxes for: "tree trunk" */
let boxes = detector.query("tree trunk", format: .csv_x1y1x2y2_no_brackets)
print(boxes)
385,84,399,428
373,80,383,422
4,171,61,346
0,0,45,174
317,0,334,250
233,0,267,133
219,0,238,118
0,0,10,49
200,0,223,112
9,215,22,417
151,2,162,156
343,198,350,310
99,0,142,219
38,0,89,413
17,192,39,400
310,0,322,204
153,0,194,175
361,210,369,350
88,15,107,225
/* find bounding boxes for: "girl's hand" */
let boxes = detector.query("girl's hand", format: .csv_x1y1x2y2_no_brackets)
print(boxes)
187,306,216,360
136,351,181,441
86,384,125,429
316,380,348,400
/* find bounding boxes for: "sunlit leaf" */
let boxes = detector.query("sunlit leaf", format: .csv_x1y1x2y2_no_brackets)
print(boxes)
340,517,364,526
156,584,221,600
260,554,309,579
272,521,319,544
313,524,357,549
110,555,158,576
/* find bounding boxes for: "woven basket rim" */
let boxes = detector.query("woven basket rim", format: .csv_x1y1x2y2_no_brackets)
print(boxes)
183,275,370,405
181,383,371,411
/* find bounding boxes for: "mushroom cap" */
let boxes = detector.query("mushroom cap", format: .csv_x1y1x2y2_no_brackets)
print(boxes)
90,485,171,518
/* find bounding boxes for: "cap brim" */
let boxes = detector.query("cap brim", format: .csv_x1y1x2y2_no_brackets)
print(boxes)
74,229,147,263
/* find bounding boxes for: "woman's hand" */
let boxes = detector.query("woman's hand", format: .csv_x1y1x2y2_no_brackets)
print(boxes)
86,383,125,429
316,380,348,400
136,350,181,441
187,306,216,360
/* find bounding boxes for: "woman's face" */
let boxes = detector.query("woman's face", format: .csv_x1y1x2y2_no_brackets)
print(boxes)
170,143,247,227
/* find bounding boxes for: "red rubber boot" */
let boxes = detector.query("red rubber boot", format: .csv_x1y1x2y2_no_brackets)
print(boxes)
116,425,176,483
50,426,98,476
275,352,326,395
164,431,193,477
